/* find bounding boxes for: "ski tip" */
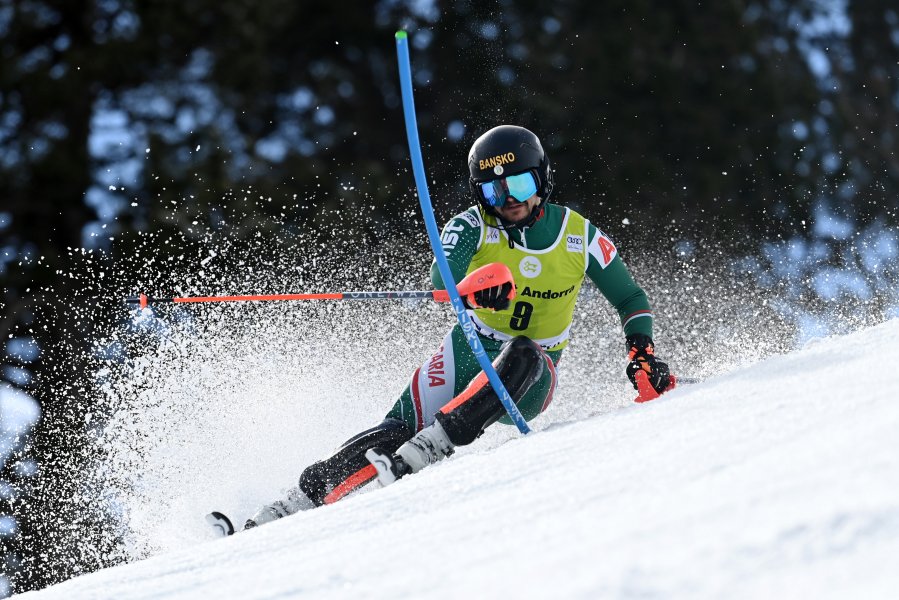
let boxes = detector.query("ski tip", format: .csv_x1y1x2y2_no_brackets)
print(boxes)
633,370,662,403
206,511,236,537
633,372,697,403
395,30,408,40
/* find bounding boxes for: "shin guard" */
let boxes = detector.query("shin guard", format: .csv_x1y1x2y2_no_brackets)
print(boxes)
436,336,545,446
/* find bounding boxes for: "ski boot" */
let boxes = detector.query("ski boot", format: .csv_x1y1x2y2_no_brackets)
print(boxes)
244,486,316,530
366,420,455,486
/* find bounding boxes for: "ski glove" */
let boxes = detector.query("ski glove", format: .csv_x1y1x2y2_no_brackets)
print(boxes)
625,333,671,393
462,281,514,311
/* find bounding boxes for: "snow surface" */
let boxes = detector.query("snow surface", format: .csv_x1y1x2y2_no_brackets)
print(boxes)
21,319,899,599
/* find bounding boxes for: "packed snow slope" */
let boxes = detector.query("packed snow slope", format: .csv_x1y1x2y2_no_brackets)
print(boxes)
23,319,899,600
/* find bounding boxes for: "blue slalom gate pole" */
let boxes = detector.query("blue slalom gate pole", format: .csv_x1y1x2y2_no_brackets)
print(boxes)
394,31,530,434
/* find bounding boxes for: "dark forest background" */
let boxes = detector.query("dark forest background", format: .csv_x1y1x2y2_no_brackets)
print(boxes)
1,0,898,595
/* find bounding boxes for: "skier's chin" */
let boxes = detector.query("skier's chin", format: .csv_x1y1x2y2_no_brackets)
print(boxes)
500,204,529,221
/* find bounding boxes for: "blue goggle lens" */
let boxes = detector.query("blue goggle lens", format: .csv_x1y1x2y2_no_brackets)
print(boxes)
478,172,538,207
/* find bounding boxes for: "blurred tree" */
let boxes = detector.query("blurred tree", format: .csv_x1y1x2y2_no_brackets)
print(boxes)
416,0,824,242
1,0,107,594
834,0,899,219
730,0,899,341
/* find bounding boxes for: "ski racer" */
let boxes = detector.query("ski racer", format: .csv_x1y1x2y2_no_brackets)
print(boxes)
243,125,671,530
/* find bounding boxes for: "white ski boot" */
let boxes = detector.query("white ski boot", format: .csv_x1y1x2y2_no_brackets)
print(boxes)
244,486,316,530
366,420,455,486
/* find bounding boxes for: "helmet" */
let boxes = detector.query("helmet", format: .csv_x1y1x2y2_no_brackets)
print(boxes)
467,125,554,228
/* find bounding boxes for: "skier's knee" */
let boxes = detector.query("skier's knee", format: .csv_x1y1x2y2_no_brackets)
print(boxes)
299,418,412,505
436,336,545,446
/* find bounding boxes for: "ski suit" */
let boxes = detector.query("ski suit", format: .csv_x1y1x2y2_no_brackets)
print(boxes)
386,202,653,430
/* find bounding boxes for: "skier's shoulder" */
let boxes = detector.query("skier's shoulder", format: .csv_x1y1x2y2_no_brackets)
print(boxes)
546,203,568,219
553,205,619,266
559,205,604,238
544,203,587,232
445,206,484,230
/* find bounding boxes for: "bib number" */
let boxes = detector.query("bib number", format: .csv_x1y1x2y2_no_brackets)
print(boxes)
509,301,533,331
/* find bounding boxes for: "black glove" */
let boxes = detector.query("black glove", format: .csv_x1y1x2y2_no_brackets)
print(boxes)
463,282,514,311
625,333,671,393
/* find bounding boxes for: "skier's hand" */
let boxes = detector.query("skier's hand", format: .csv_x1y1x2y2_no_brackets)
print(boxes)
625,333,671,393
456,262,516,311
463,281,514,311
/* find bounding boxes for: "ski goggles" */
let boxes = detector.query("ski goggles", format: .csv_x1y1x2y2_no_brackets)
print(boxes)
477,171,538,207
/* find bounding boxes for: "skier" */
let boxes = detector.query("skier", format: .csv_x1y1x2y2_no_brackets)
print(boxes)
237,125,671,531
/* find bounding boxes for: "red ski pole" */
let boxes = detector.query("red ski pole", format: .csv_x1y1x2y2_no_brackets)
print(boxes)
126,290,451,309
125,263,516,310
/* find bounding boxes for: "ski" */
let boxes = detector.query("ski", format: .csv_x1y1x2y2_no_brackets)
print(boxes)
206,511,236,537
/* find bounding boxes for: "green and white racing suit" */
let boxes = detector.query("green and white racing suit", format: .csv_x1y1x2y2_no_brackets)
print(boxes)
386,202,654,431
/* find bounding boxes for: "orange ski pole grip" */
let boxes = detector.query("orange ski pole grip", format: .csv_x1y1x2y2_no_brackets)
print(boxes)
454,262,516,309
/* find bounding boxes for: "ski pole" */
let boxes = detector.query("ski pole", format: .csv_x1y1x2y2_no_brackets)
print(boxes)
126,290,452,309
123,264,513,309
